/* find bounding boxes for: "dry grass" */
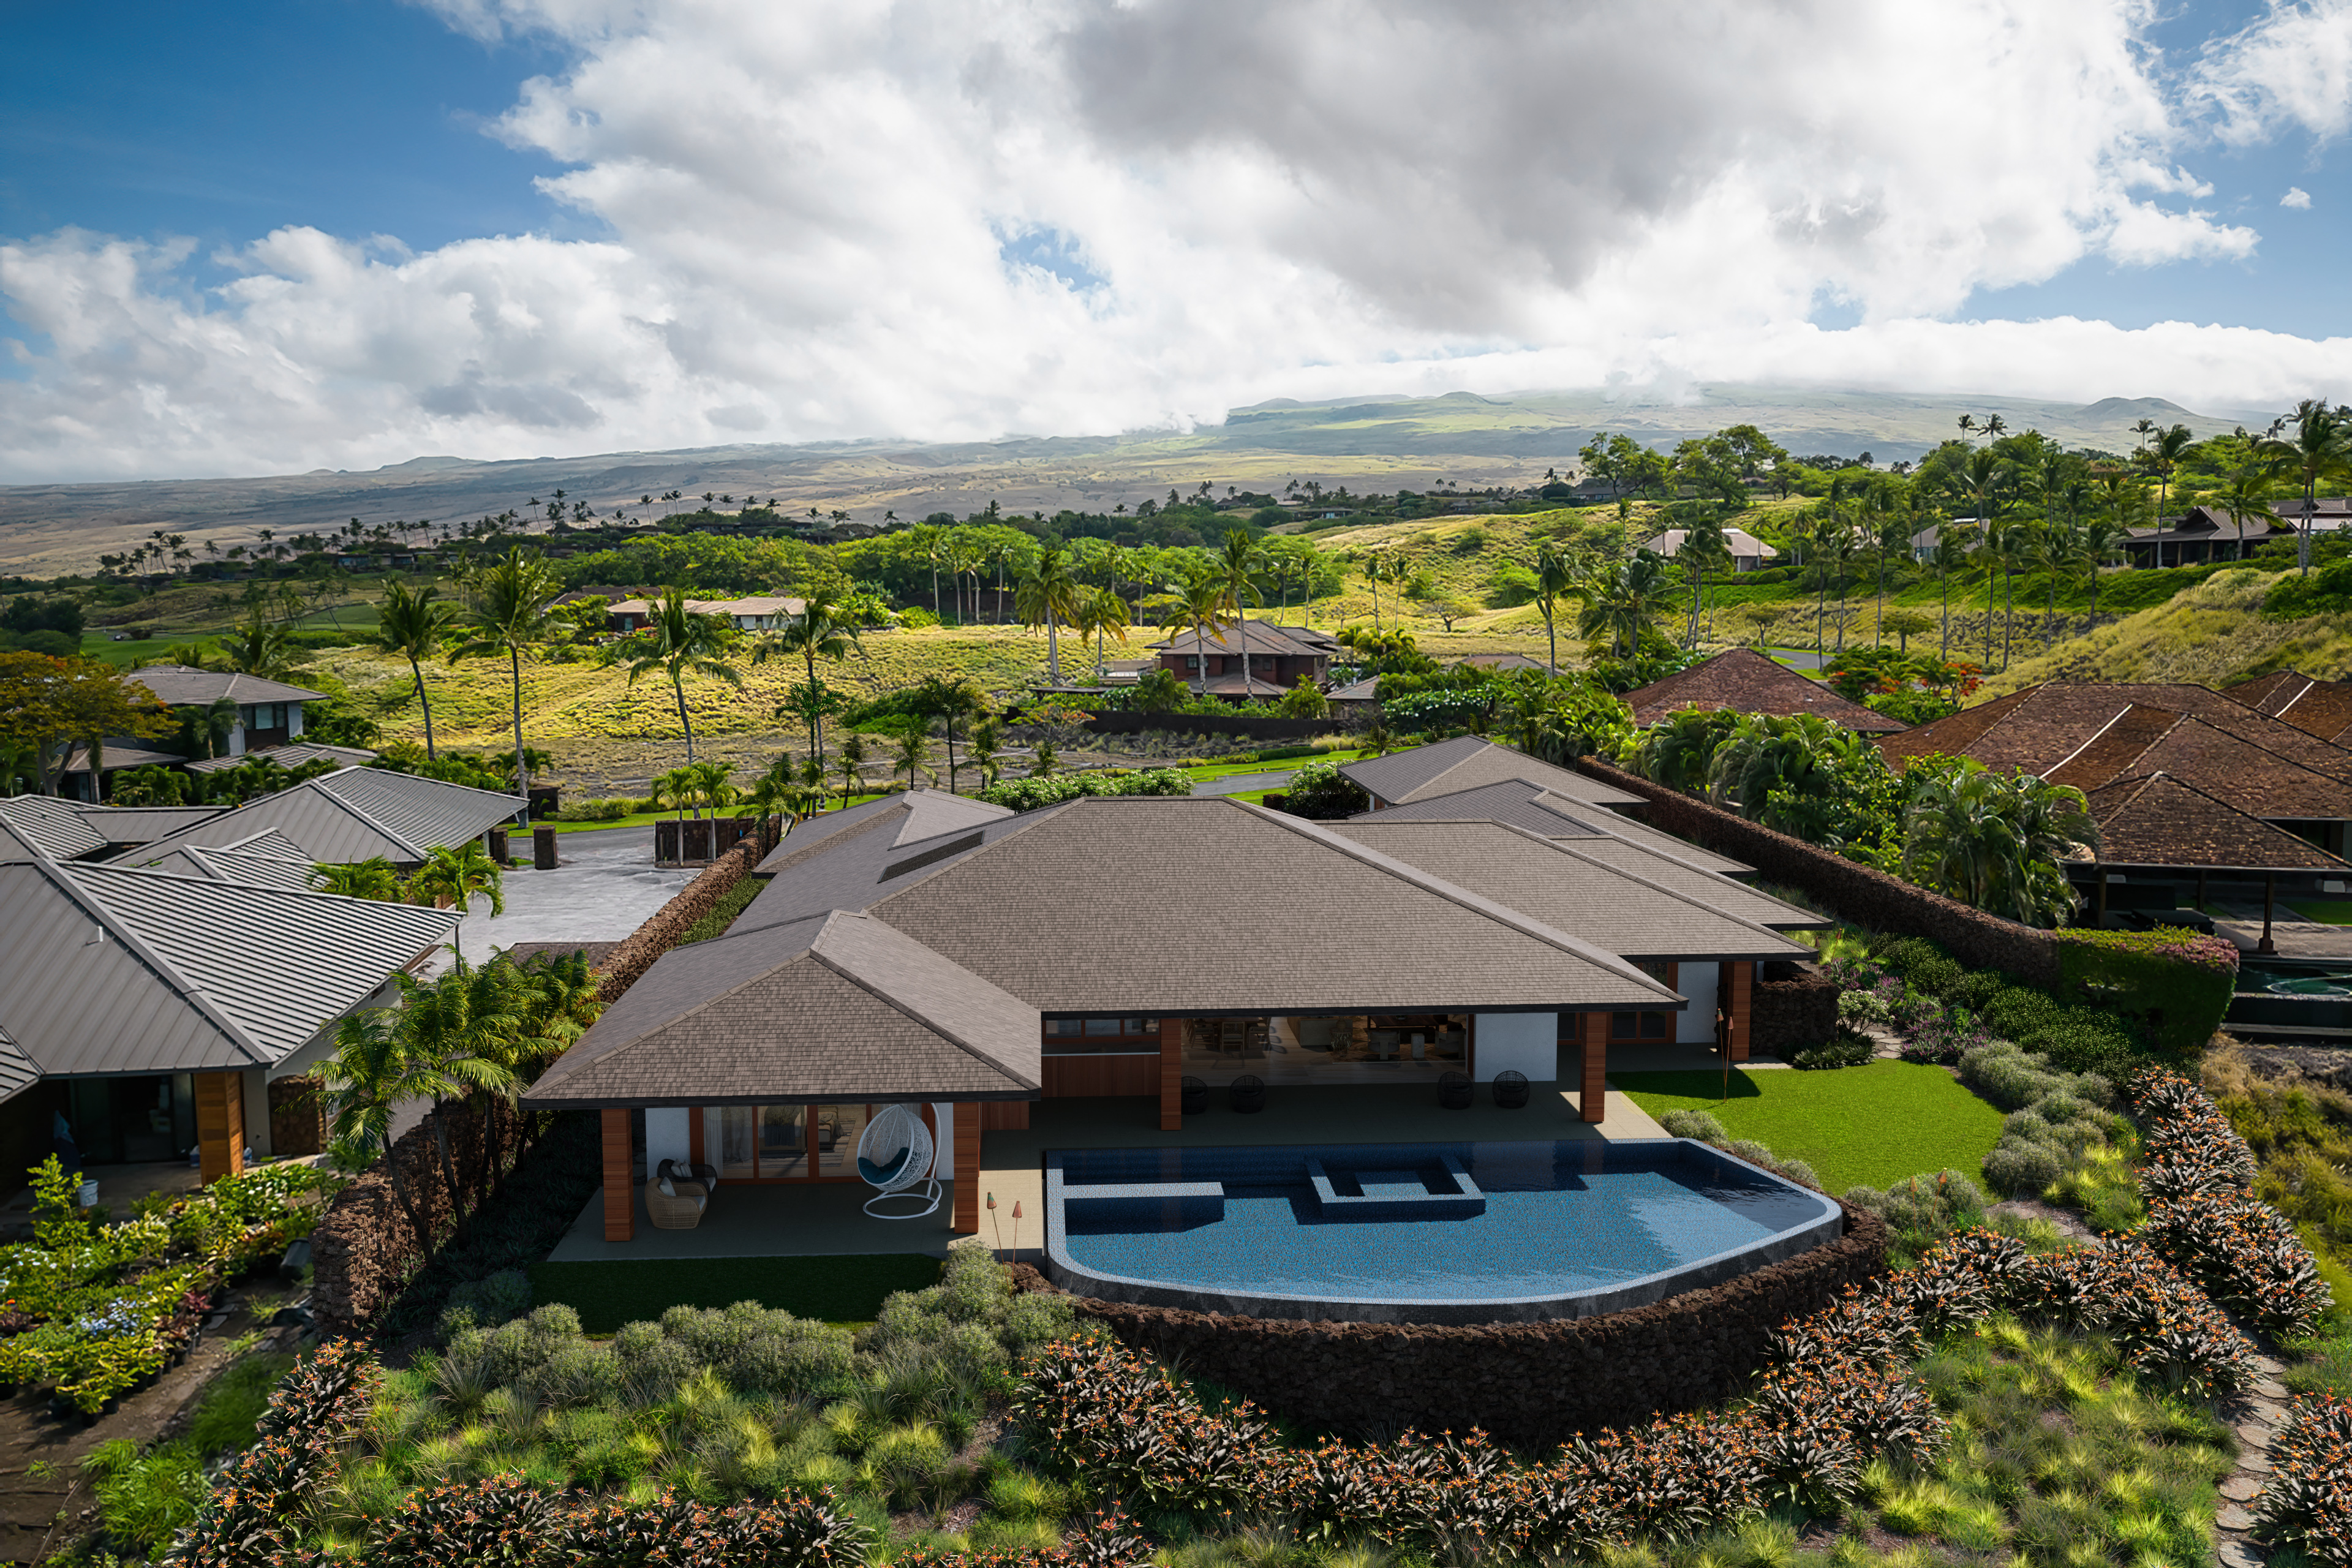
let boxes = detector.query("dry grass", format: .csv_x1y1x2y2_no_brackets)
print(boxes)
1983,568,2352,696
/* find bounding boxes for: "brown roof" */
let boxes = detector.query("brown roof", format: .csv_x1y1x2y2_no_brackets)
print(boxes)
1148,619,1330,658
2086,774,2352,872
2228,669,2352,745
1884,683,2352,803
1618,649,1907,731
1340,736,1648,810
527,910,1041,1108
1327,820,1809,962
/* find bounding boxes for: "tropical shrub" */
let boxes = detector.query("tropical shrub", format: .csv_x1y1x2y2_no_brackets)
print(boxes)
2054,925,2239,1054
2253,1392,2352,1564
1276,760,1371,820
976,767,1193,812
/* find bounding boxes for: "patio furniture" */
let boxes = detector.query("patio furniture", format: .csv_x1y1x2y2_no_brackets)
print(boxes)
1181,1076,1208,1116
655,1158,720,1191
1438,1071,1472,1110
1492,1070,1531,1110
857,1103,941,1219
646,1174,709,1230
1229,1074,1266,1114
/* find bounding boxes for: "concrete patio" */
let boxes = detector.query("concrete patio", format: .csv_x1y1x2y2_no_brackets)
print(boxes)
420,824,698,979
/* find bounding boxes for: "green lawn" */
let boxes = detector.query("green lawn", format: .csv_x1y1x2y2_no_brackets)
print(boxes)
2289,900,2352,925
1617,1061,2005,1195
530,1253,941,1333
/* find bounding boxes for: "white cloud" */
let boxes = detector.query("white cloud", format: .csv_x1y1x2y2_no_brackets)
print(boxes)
2190,0,2352,145
2284,186,2316,207
0,0,2329,481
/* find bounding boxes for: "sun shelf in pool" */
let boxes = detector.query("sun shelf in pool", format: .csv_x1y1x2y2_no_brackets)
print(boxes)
1043,1139,1844,1324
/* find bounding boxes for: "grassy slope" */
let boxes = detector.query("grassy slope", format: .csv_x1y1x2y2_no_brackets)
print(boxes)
1979,566,2352,696
1616,1061,2005,1194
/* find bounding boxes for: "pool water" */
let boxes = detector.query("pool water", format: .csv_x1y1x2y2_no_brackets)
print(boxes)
1044,1139,1844,1324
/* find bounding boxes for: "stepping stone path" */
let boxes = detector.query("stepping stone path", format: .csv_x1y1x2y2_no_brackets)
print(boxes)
2213,1350,2291,1566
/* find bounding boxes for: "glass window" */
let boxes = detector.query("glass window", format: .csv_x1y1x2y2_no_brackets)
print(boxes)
708,1107,756,1180
758,1106,808,1178
812,1103,868,1178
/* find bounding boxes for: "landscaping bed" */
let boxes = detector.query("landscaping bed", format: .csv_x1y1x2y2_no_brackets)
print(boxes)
531,1254,943,1334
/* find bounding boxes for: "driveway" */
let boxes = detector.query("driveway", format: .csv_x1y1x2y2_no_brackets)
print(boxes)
420,824,700,978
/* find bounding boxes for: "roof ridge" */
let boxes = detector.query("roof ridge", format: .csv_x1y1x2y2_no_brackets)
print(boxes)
807,914,1040,1091
40,859,269,1067
1231,800,1684,1003
2095,770,2352,870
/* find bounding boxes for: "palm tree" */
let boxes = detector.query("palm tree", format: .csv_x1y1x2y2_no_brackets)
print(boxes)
1575,551,1675,661
652,765,698,820
410,840,507,967
2256,401,2352,575
1983,517,2034,669
1030,741,1058,777
1163,569,1227,698
892,726,933,791
308,857,404,900
2149,424,2196,519
1013,545,1082,683
221,614,298,679
1361,552,1385,630
392,964,525,1219
1901,760,2098,926
967,719,1002,791
1076,587,1130,678
318,1005,434,1243
758,587,867,755
374,582,458,759
2214,467,2275,563
447,546,559,812
610,587,742,769
2078,517,2129,616
1815,515,1857,654
1532,543,1576,673
910,524,947,617
1213,530,1263,690
837,733,867,809
685,760,736,819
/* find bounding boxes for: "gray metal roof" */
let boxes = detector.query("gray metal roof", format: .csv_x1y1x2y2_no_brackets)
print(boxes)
61,864,458,1067
1327,820,1810,962
526,910,1041,1109
1350,777,1755,878
124,665,326,706
185,742,377,775
1340,736,1648,809
141,829,317,891
76,805,230,846
0,796,110,860
58,742,191,774
121,769,524,865
0,1023,40,1102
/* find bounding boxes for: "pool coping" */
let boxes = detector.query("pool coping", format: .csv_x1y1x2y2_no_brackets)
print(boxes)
1041,1137,1845,1326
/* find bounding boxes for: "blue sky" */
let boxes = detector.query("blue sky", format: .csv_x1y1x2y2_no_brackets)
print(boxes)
2,0,2348,481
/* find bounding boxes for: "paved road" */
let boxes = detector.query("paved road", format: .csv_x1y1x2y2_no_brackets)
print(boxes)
1190,769,1302,796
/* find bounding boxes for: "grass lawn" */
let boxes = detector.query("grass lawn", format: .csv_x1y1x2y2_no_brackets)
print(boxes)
530,1253,941,1333
2289,900,2352,925
1616,1061,2005,1195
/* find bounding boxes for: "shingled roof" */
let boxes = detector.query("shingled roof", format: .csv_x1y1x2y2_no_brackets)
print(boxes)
1617,649,1907,732
1345,776,1755,879
1327,820,1811,962
2228,669,2352,747
527,910,1041,1109
1884,682,2352,786
753,791,1011,875
2086,774,2352,872
1339,736,1647,810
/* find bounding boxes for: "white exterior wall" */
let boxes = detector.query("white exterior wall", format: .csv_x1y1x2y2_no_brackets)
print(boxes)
930,1102,953,1180
1474,1012,1558,1083
287,704,306,739
241,1067,270,1159
645,1107,692,1173
1675,962,1721,1045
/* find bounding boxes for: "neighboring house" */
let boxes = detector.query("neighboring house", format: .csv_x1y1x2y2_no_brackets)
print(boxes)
2122,499,2352,568
2075,772,2352,919
0,822,460,1197
1616,649,1909,733
1882,680,2352,903
1344,775,1762,882
123,666,326,755
122,767,529,869
185,742,378,778
608,595,807,633
1640,527,1782,573
1147,619,1336,698
1339,734,1650,813
521,793,1688,1242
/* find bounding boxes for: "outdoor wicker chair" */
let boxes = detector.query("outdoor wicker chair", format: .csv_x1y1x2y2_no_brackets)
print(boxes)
1438,1071,1472,1110
1180,1076,1208,1115
1492,1069,1531,1110
646,1173,709,1230
1229,1074,1266,1114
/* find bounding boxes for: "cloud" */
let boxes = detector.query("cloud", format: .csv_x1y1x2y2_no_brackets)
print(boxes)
2190,0,2352,145
0,0,2332,481
2284,186,2316,207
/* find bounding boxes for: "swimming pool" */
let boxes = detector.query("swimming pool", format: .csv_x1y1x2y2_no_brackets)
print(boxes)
1043,1139,1844,1324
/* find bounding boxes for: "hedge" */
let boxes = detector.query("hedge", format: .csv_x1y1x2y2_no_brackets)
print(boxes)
976,767,1193,812
2054,927,2239,1054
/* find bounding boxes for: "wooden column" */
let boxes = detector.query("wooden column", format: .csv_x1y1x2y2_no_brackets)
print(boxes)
600,1109,634,1243
1728,960,1753,1065
688,1106,704,1167
1578,1012,1607,1123
1159,1017,1184,1131
192,1071,246,1185
951,1109,982,1234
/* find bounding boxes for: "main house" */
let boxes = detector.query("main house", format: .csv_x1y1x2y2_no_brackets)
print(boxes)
1146,619,1339,698
524,754,1818,1244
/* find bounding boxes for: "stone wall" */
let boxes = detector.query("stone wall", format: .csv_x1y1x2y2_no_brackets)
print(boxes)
1577,756,2062,990
1752,963,1841,1054
311,1098,521,1335
1020,1204,1888,1446
596,824,777,1003
267,1075,325,1158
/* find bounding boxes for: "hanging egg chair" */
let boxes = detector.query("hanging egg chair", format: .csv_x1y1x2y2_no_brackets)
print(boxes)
857,1102,941,1219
